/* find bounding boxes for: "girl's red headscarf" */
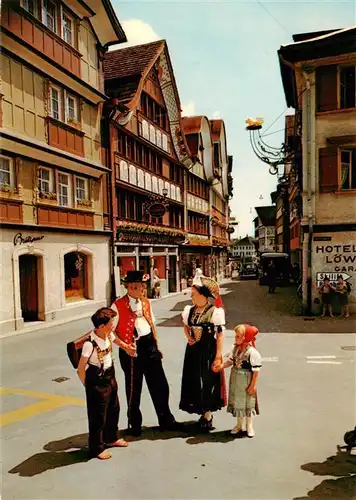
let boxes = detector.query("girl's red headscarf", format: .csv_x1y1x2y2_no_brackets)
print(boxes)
236,324,259,348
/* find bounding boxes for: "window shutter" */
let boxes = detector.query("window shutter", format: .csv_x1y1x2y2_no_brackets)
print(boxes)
316,66,338,112
319,146,338,192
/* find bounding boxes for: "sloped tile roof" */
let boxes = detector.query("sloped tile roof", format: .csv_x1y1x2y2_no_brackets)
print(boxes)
255,206,276,227
210,119,223,141
182,116,204,135
104,40,165,80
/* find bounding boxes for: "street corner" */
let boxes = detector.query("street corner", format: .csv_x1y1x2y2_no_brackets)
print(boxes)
0,387,85,428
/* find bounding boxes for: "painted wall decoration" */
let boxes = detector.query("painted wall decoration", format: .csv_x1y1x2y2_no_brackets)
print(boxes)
120,160,129,182
137,169,145,189
171,185,176,200
162,134,168,152
149,124,156,144
164,181,170,198
145,172,152,192
142,120,149,140
129,165,137,185
176,187,181,202
156,130,162,149
152,176,158,193
312,234,356,311
158,178,164,195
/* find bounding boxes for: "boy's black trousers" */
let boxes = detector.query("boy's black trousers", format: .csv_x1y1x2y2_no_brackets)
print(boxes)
85,365,119,457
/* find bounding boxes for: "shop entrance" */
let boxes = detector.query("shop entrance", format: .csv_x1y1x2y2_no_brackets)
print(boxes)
168,255,177,293
19,254,39,322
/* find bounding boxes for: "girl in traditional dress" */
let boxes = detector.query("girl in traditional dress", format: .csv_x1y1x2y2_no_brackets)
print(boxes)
215,324,261,438
180,277,226,431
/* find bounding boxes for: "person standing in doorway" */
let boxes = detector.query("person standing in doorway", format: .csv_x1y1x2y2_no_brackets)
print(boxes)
111,271,179,436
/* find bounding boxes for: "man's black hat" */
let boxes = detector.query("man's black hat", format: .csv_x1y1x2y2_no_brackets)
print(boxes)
122,270,150,283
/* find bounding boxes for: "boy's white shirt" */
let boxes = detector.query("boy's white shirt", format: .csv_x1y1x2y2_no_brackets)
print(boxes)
82,331,115,370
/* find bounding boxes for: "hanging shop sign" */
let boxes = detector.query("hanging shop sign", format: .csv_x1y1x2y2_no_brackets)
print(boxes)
148,203,166,218
226,226,235,234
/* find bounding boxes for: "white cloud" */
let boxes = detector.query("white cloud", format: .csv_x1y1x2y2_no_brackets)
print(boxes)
109,19,160,50
181,101,196,117
212,110,221,119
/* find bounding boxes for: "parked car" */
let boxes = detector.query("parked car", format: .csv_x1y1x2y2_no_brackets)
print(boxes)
259,252,290,286
240,263,258,280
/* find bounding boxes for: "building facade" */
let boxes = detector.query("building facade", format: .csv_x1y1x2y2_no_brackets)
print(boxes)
254,206,276,253
279,27,356,313
103,41,191,297
231,236,257,262
0,0,126,334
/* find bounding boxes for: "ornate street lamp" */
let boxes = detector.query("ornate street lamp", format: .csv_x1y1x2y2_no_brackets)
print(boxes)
245,117,294,176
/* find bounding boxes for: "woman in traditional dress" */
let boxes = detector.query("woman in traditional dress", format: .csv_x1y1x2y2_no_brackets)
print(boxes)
179,276,226,431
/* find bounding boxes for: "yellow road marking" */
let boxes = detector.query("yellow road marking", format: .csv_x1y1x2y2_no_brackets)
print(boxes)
0,387,85,427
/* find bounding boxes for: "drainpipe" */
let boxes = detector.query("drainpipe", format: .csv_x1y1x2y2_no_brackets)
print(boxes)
304,73,313,315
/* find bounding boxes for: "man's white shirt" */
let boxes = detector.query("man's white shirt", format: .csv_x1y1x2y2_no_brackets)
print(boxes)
111,296,155,337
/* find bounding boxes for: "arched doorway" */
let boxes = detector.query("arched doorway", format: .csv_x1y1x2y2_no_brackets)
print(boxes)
64,252,88,302
19,254,39,322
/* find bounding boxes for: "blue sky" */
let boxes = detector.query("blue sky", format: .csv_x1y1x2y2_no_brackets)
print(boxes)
112,0,355,236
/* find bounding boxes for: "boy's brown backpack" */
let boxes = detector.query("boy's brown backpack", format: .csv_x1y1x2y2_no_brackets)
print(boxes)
67,332,92,369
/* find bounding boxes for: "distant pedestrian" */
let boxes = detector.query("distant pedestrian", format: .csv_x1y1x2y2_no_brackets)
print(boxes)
336,276,350,318
76,307,129,460
266,261,277,293
318,277,335,318
192,263,204,286
214,324,261,438
152,268,161,298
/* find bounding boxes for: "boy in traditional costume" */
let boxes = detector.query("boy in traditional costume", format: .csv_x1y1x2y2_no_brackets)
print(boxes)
77,307,128,460
111,271,178,436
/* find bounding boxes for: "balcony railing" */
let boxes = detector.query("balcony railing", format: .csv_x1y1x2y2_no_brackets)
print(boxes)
47,117,84,157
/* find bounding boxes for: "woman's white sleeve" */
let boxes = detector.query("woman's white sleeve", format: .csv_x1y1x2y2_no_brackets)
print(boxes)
182,305,192,325
212,307,225,334
250,348,262,372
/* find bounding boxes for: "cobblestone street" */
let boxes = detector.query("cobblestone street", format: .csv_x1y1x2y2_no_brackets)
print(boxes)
158,279,356,334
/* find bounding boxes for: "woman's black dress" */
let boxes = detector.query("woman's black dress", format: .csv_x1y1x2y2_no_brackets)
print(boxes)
179,305,225,415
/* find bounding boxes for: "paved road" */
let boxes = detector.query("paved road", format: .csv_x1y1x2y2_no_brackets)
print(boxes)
1,281,355,500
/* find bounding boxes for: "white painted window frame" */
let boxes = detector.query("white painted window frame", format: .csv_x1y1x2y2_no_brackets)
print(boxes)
75,175,89,204
42,0,57,34
38,166,53,193
64,90,79,123
0,155,15,188
57,171,72,208
61,7,74,46
50,85,62,121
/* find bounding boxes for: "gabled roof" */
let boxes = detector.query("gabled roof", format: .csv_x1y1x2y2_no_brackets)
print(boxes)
210,119,223,141
234,236,255,247
278,26,356,108
104,40,165,81
255,206,276,227
182,116,205,135
84,0,127,47
104,40,193,168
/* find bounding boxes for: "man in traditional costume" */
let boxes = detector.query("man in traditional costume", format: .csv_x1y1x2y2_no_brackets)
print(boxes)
111,271,178,436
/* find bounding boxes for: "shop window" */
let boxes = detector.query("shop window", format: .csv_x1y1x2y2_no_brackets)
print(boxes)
64,252,87,302
0,155,15,188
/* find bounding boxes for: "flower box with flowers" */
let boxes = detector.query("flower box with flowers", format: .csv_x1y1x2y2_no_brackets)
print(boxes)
39,191,57,201
77,199,92,208
0,184,16,194
117,220,186,238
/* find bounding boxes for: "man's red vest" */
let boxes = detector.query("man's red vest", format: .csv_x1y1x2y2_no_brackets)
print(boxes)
114,295,156,345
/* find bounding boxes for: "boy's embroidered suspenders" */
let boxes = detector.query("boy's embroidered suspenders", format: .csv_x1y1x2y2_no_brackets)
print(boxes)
88,337,113,375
